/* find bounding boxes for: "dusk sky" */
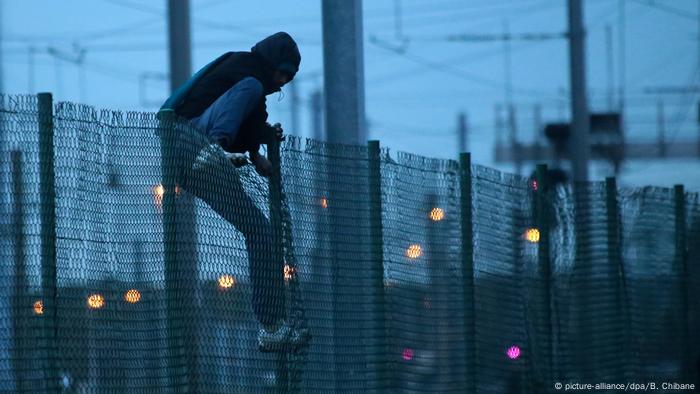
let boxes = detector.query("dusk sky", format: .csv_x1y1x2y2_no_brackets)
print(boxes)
2,0,699,190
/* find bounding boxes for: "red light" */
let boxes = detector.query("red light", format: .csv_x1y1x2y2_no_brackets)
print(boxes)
402,348,414,361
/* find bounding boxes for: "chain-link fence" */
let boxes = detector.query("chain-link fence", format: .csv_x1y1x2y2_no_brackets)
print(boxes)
1,94,698,393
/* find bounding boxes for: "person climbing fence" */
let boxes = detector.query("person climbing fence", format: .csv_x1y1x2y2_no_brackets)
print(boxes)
159,31,310,353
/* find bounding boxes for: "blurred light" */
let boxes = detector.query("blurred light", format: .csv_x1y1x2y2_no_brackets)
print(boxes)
525,228,540,243
422,296,431,309
530,179,538,191
284,265,296,281
319,197,328,209
406,244,422,259
154,184,165,206
60,372,72,389
507,345,521,360
87,294,105,309
429,207,445,221
124,289,141,304
33,300,43,315
154,184,182,207
402,348,414,361
218,274,235,290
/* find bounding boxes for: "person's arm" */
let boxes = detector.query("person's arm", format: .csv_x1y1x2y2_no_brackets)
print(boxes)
250,150,273,177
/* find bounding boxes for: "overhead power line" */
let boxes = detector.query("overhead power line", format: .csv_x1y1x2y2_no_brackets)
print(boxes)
445,32,566,42
4,17,163,43
628,0,699,21
368,38,561,100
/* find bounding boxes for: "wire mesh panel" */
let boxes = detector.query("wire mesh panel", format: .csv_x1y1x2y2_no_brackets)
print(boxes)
1,95,51,393
552,183,628,382
686,192,700,385
1,94,699,393
381,152,464,392
620,187,694,382
471,165,536,393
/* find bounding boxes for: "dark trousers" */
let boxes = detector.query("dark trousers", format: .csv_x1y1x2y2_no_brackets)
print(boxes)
177,140,285,327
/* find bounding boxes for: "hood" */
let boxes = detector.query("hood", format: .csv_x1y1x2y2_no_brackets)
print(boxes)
251,32,301,81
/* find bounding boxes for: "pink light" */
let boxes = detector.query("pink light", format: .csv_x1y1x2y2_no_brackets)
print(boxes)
531,179,538,191
402,348,414,361
507,345,521,360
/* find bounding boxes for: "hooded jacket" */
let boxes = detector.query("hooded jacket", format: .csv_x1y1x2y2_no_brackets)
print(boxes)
160,32,301,153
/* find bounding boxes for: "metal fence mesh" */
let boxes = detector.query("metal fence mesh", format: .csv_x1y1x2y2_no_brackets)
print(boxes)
1,94,699,393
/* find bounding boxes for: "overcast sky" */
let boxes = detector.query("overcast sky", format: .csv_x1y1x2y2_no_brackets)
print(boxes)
2,0,699,190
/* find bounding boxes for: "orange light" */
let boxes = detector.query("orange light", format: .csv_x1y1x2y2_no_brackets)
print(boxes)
87,294,105,309
284,265,296,281
406,244,422,259
154,184,165,206
218,274,235,290
33,300,43,315
429,207,445,221
124,289,141,304
319,197,328,209
525,228,540,243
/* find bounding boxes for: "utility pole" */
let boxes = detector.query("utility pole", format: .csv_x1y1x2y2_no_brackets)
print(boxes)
503,20,513,108
322,1,372,390
657,101,666,157
508,104,521,175
167,0,191,91
165,1,198,391
28,47,36,93
605,24,614,111
289,80,300,136
533,104,543,162
618,0,625,111
0,0,3,94
495,104,503,146
310,89,324,140
322,0,366,144
458,112,468,153
47,45,86,102
567,0,590,182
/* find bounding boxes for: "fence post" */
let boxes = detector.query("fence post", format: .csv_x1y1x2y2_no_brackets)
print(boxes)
534,164,552,387
158,113,186,389
673,184,691,379
605,177,629,380
267,135,289,393
367,140,391,391
459,152,476,393
38,93,59,390
11,150,30,391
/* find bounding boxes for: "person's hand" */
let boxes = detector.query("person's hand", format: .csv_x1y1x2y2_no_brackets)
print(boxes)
224,152,250,167
266,122,285,143
272,123,286,141
251,154,273,177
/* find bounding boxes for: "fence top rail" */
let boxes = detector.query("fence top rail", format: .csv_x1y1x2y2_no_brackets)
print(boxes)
0,93,696,195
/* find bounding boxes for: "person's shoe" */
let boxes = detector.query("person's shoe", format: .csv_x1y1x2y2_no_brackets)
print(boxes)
258,321,311,353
